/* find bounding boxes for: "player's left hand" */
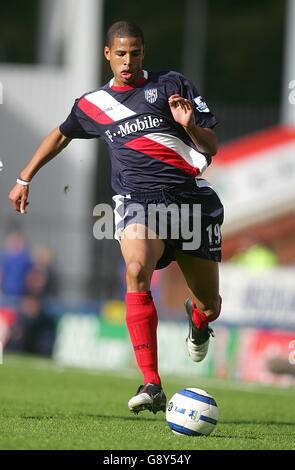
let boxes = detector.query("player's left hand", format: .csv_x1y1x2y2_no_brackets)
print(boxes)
8,183,30,214
168,94,193,128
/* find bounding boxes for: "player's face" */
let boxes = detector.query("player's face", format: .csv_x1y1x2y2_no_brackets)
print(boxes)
104,37,144,87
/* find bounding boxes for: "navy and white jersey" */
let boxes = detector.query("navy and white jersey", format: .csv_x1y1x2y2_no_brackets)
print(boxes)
59,70,217,194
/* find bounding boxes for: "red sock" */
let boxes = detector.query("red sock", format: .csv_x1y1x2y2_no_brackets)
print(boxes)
192,296,222,329
125,291,161,385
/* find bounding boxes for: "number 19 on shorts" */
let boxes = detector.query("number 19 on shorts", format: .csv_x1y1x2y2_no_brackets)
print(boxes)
206,224,222,252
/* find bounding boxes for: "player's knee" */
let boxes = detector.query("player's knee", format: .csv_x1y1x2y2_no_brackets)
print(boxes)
126,261,149,290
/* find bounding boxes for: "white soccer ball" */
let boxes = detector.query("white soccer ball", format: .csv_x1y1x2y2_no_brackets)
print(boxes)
166,388,219,436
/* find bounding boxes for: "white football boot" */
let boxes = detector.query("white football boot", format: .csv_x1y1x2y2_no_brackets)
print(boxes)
185,298,215,362
128,383,167,415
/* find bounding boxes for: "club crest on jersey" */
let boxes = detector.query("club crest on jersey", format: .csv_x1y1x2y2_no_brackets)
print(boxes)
145,88,158,104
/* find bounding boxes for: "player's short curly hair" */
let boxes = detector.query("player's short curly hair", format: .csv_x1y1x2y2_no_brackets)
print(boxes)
106,21,144,47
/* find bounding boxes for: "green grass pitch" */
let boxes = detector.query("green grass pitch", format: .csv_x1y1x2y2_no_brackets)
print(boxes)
0,354,295,450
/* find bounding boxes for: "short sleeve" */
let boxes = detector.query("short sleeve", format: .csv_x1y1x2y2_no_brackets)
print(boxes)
59,100,96,139
166,72,218,129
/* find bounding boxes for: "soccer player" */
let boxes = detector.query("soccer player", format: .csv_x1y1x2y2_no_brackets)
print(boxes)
9,21,223,415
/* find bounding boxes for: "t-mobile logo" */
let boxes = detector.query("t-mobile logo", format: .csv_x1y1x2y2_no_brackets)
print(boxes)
105,115,163,142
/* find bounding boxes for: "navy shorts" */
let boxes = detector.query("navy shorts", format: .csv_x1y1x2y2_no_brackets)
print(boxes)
113,178,224,270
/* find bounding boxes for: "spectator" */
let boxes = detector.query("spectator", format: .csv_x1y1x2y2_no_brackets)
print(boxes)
0,232,32,297
26,244,58,297
6,295,56,356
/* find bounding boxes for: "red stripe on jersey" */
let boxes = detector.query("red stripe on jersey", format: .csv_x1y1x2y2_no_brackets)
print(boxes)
78,97,114,124
125,136,199,177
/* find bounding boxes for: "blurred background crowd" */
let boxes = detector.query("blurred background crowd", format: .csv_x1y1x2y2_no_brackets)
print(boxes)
0,232,57,355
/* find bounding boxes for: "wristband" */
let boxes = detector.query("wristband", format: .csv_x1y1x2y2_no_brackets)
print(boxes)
16,177,31,186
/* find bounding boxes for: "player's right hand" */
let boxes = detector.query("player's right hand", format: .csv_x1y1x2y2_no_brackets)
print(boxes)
8,184,30,214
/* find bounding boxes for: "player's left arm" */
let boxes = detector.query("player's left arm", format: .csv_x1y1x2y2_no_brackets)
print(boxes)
168,94,218,156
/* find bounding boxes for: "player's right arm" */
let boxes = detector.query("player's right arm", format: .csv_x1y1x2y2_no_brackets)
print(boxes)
9,127,71,214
